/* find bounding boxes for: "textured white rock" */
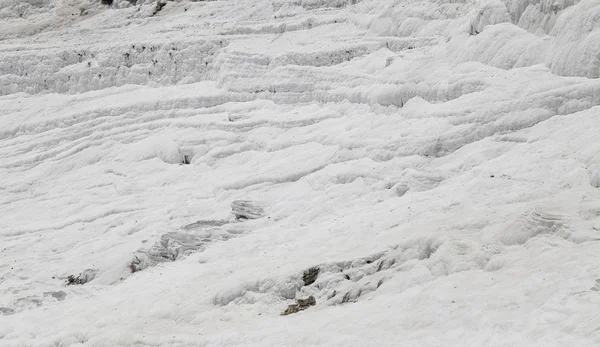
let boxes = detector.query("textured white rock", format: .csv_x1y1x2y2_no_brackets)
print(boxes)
1,0,600,346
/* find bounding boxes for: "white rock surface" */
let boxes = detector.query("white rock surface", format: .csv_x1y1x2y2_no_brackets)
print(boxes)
1,0,600,346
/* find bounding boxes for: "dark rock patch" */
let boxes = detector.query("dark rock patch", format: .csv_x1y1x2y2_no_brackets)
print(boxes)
66,269,97,285
0,307,15,315
182,219,230,230
281,296,316,316
231,200,264,220
44,291,67,301
302,267,319,286
152,0,167,16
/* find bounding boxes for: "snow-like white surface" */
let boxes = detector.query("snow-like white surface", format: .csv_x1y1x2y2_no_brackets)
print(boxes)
1,0,600,346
